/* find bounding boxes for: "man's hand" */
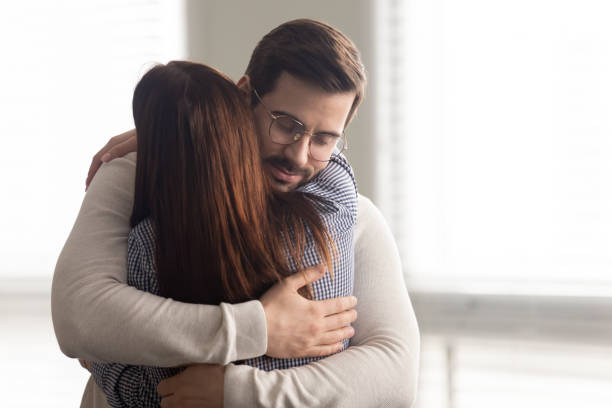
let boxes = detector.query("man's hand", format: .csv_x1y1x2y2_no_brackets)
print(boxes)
157,364,224,408
86,129,137,190
261,264,358,358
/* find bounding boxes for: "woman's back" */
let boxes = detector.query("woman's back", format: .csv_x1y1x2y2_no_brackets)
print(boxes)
89,61,357,407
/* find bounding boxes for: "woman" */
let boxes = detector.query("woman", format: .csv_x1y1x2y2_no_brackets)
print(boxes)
88,61,356,407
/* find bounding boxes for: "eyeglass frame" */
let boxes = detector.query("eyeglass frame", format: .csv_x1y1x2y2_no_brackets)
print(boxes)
252,88,348,162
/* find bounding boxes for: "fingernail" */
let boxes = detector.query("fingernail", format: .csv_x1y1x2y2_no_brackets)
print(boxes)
101,153,111,162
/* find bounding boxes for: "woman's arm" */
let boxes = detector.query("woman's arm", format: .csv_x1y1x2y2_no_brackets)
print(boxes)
89,362,153,408
222,195,421,408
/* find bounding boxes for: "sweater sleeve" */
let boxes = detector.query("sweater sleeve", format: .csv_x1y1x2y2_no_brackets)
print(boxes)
89,229,164,408
223,195,421,408
51,152,267,366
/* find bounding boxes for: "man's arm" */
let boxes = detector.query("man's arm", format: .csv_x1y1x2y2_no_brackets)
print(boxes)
76,140,418,406
52,152,355,366
222,195,420,407
54,152,265,365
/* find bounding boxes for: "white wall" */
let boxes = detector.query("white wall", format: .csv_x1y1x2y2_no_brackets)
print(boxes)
184,0,379,200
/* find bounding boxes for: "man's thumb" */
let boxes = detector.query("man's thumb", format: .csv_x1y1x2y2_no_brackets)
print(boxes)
292,265,326,290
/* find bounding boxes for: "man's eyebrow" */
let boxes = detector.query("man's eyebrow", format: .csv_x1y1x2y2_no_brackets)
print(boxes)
272,110,343,138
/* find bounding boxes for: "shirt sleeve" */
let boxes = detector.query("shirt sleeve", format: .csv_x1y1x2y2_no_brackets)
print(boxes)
223,195,421,408
297,153,358,225
89,362,158,408
51,152,268,366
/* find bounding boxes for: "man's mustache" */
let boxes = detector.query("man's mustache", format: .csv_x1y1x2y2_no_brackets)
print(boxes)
264,156,309,176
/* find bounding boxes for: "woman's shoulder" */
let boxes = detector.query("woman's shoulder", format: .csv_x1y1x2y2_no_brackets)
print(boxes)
128,218,155,257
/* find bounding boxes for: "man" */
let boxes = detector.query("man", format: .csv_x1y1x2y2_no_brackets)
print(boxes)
53,19,419,407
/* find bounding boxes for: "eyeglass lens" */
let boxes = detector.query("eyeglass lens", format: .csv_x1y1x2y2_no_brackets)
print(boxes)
270,116,344,161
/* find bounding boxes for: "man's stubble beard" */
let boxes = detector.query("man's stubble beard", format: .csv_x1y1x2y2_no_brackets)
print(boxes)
262,155,317,192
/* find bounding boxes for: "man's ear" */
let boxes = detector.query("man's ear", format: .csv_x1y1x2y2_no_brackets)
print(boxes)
237,75,251,95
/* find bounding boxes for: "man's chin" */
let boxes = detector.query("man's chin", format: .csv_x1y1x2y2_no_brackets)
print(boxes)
270,177,298,192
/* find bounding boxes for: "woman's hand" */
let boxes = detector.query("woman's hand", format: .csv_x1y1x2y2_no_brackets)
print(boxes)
86,129,137,190
260,264,358,358
79,359,91,371
158,364,224,408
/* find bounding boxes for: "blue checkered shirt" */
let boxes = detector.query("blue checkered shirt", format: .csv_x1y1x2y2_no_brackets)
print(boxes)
90,154,357,408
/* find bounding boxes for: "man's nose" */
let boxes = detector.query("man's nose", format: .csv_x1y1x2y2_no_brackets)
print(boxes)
283,135,310,168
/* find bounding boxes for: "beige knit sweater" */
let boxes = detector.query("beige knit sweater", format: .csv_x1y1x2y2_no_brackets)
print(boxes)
52,152,420,407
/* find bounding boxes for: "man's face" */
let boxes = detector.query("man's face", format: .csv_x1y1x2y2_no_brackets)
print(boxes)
251,72,355,192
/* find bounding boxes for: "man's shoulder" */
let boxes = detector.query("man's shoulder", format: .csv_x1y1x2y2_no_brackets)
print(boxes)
315,153,356,189
297,153,358,224
301,153,358,202
90,152,138,192
101,152,137,171
123,151,137,164
355,194,389,242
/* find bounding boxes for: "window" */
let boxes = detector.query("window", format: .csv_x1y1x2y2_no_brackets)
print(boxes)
376,1,612,406
1,4,187,406
377,0,612,295
0,0,186,280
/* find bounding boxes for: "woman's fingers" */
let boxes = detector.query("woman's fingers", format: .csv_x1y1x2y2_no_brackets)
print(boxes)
85,129,137,190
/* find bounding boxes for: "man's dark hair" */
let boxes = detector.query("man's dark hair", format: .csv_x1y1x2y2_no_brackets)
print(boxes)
246,19,367,125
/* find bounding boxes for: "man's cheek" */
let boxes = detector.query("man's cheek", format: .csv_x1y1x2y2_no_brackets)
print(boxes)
262,147,282,162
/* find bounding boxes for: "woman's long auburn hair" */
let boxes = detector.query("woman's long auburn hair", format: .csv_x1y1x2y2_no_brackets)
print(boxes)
131,61,334,304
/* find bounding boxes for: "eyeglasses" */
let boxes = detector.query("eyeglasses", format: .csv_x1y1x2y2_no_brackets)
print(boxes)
253,89,347,162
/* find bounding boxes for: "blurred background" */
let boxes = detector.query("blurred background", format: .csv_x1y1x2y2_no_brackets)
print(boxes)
1,0,611,406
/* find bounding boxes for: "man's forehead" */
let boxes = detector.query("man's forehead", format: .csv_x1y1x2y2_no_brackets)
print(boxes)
263,73,355,131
